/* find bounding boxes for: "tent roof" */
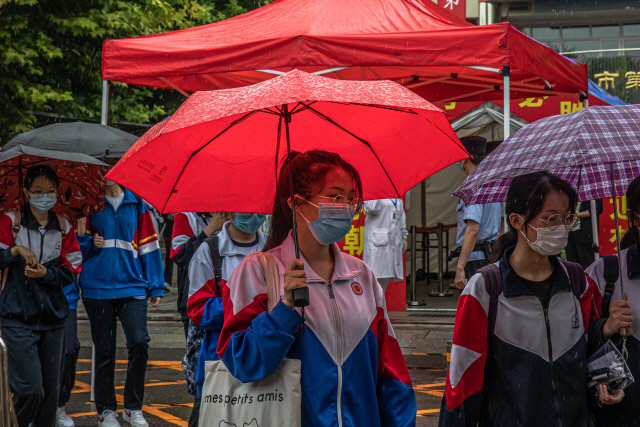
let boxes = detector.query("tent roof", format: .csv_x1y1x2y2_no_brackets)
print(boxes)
102,0,587,103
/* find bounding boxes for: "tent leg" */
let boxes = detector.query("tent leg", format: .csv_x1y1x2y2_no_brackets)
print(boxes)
583,95,600,260
502,66,510,232
101,80,110,126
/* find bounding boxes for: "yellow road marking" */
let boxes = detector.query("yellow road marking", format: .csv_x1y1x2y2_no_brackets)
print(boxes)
417,409,440,416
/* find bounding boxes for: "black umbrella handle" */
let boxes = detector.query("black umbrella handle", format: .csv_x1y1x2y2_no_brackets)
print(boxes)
283,104,310,308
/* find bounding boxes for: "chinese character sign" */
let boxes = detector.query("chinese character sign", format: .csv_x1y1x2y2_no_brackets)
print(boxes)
338,211,366,260
435,0,466,21
598,197,629,255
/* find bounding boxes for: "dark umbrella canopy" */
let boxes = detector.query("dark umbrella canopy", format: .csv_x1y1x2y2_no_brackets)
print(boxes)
0,145,108,220
5,122,138,160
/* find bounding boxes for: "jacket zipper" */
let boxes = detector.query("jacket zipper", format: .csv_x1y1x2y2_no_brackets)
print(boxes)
327,282,343,427
543,304,562,427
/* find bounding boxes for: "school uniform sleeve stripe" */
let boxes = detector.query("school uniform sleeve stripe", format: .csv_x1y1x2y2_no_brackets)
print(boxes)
187,243,217,326
0,214,14,249
439,275,489,427
171,213,194,259
60,231,82,275
135,205,164,297
217,256,302,383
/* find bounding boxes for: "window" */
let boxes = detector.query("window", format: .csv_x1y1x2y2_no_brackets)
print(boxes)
592,25,620,38
625,40,640,56
564,40,599,54
532,27,560,40
624,24,640,37
562,27,589,39
602,41,620,57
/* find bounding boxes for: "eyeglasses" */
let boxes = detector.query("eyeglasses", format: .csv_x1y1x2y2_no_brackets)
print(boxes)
534,214,578,230
302,193,362,215
28,191,57,200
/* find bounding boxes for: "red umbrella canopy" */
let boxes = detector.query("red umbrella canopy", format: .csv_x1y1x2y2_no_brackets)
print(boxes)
0,145,108,220
108,70,468,214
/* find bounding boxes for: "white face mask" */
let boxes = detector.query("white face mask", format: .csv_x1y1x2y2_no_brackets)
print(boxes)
520,223,569,256
105,179,116,186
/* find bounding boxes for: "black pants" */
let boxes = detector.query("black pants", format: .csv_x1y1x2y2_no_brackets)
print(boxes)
59,309,80,407
2,326,64,427
189,395,201,427
464,259,489,280
83,297,150,414
164,220,174,285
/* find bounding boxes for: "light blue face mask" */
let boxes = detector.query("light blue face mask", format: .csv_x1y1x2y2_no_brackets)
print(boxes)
29,193,57,213
299,199,354,245
233,213,267,233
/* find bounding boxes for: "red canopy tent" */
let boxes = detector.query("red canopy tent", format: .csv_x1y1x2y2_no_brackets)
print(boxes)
101,0,589,311
102,0,587,101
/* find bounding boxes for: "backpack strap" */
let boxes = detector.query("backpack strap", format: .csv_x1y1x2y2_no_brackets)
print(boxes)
559,260,586,299
479,263,502,338
55,214,68,238
134,194,143,217
600,255,619,318
205,235,223,297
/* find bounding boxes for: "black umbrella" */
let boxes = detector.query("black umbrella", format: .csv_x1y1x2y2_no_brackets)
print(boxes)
5,122,138,160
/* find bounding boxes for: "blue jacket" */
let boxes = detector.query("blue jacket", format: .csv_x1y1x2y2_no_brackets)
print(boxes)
78,189,163,299
63,282,80,310
186,223,267,396
217,234,416,427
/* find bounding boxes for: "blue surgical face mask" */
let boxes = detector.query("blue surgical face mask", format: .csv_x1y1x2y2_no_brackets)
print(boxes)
233,213,266,233
29,193,57,213
299,198,354,245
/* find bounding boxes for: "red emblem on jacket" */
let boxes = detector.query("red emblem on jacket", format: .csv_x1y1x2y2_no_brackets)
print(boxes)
351,282,363,295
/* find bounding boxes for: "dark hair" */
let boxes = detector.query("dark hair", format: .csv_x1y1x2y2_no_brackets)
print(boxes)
469,153,485,166
621,175,640,250
263,150,363,251
24,164,60,190
489,171,578,262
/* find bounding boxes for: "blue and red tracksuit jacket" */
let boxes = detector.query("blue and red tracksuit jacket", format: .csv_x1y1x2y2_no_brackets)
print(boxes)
186,223,267,396
439,249,604,427
216,233,416,427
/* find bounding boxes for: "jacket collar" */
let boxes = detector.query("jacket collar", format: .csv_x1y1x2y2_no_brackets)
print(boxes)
218,222,267,257
105,187,138,208
500,246,571,299
279,232,361,283
21,205,61,232
627,241,640,280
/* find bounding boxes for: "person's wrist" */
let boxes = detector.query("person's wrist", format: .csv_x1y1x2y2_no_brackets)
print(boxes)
282,296,295,310
602,318,615,338
10,246,18,257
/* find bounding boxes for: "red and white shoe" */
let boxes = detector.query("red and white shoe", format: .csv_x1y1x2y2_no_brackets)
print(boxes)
97,410,120,427
122,409,148,427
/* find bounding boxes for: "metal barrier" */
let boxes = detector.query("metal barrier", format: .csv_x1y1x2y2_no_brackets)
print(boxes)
0,337,18,427
408,224,455,308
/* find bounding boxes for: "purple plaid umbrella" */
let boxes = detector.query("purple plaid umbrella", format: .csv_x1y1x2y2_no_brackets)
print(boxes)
455,104,640,342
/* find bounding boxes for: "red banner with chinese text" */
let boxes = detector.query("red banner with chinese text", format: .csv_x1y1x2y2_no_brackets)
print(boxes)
598,197,629,255
435,0,467,21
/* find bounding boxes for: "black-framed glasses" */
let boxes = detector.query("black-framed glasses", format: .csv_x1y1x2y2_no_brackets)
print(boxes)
534,214,578,230
303,193,362,215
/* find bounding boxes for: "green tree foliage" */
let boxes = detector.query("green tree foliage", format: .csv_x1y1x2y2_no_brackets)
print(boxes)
0,0,271,141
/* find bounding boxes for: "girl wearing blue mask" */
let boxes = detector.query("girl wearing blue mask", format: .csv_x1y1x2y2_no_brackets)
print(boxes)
0,165,82,427
218,150,416,427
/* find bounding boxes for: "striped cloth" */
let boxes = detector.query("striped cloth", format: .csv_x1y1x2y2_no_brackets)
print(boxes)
455,105,640,204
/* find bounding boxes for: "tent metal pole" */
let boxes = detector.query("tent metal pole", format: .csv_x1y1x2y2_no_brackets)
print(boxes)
582,95,600,260
101,80,110,126
502,66,510,232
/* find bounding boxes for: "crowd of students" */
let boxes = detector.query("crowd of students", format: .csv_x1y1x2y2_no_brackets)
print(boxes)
1,149,638,427
0,150,417,427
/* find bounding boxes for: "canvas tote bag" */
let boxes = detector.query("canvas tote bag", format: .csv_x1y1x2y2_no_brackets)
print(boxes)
199,252,302,427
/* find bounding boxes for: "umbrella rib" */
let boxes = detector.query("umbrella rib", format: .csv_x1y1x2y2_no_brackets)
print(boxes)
275,115,283,184
161,110,258,213
302,104,401,198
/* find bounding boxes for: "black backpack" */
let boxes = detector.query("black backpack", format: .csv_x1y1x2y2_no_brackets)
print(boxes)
205,235,224,296
600,255,620,318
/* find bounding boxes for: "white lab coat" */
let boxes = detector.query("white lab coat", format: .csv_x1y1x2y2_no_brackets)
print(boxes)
363,199,408,282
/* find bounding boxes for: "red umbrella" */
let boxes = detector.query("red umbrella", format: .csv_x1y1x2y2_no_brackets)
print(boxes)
108,70,467,215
